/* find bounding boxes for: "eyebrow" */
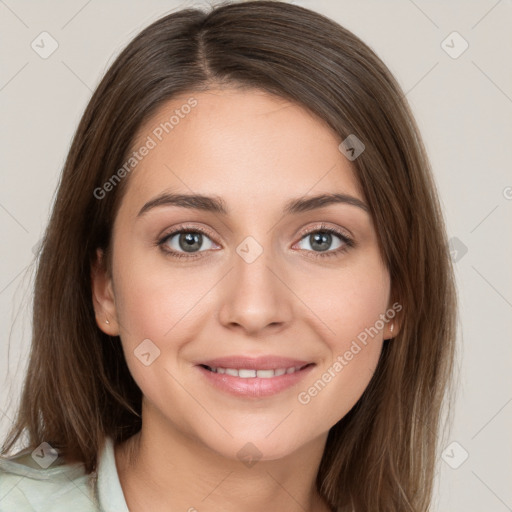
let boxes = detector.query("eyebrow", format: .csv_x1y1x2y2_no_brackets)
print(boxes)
137,192,369,218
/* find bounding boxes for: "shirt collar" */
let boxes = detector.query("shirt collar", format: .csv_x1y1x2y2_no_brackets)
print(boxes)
96,436,130,512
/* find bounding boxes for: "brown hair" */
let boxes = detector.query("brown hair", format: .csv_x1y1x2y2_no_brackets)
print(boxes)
1,2,457,510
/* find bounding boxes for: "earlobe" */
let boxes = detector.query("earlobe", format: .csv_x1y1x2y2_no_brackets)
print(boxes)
384,299,402,340
91,248,119,336
386,321,397,340
385,314,402,340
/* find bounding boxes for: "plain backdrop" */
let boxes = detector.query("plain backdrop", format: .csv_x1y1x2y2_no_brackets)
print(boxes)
1,1,511,510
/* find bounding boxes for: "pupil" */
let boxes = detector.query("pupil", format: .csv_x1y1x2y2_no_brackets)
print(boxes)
180,232,202,252
176,232,332,253
311,232,331,252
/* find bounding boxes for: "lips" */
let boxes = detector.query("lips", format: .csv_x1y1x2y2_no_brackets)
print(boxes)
201,366,309,378
195,355,315,398
197,355,313,371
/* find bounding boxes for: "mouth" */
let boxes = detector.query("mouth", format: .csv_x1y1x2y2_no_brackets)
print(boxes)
199,363,313,378
195,356,316,398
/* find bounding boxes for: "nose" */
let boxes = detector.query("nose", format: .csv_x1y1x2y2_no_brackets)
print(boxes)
216,243,293,336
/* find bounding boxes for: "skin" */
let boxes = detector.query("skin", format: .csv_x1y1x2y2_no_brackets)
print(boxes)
91,87,399,512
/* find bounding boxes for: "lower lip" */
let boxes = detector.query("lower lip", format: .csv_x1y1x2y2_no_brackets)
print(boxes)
196,364,315,398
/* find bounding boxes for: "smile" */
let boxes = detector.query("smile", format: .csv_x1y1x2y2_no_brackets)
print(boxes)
196,359,315,398
201,364,310,378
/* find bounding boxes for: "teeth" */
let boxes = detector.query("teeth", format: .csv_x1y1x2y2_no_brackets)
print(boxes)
256,369,274,378
207,366,305,378
239,369,256,378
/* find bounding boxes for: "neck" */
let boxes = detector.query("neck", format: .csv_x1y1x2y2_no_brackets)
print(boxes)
115,406,332,512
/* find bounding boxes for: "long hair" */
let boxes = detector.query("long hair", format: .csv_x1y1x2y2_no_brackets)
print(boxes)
1,2,457,510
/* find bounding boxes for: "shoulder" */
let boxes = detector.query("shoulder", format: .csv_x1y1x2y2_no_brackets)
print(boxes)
0,449,98,511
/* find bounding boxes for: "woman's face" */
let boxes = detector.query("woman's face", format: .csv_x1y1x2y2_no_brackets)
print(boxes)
93,87,395,461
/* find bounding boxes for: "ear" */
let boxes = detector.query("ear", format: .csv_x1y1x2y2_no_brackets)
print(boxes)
91,248,119,336
384,300,403,340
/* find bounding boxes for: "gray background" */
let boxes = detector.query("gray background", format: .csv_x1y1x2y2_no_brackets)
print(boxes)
1,0,511,510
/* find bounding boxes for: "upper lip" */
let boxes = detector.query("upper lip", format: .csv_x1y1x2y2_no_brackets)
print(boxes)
197,356,314,370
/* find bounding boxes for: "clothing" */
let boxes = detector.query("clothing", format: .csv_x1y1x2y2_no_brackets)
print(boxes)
0,436,129,511
1,439,341,511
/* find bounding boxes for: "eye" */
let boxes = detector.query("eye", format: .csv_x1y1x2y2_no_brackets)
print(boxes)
157,225,218,259
294,224,354,259
157,223,354,261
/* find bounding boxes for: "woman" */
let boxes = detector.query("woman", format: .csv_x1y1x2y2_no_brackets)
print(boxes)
0,1,457,511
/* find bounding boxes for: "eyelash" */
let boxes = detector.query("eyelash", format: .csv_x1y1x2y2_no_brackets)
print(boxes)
157,223,355,261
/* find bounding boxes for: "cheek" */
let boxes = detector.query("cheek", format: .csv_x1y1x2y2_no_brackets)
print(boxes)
111,255,214,412
113,245,211,343
299,255,391,349
294,258,390,421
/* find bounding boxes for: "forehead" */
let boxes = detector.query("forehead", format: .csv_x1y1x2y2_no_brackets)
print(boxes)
121,87,364,217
